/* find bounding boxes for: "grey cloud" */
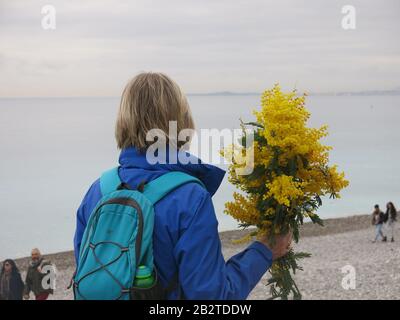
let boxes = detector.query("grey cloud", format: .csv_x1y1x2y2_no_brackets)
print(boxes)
0,0,399,96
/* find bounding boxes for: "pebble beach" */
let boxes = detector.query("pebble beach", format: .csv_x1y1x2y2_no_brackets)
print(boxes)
13,214,399,300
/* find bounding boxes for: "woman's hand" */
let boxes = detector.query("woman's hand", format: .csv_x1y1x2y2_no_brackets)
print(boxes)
258,232,293,260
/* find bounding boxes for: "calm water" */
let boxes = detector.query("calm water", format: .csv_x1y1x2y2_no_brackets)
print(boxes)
0,95,399,260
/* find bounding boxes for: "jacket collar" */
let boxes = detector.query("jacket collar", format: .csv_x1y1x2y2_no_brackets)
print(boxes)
29,258,43,268
119,147,225,196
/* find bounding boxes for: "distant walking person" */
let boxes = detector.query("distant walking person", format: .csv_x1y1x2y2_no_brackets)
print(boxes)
0,259,24,300
384,202,397,242
23,248,54,300
372,204,385,243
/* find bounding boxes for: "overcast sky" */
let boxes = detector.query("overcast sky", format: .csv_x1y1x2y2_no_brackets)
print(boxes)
0,0,399,97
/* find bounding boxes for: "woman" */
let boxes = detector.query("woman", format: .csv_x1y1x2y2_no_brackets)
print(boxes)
74,72,291,299
385,202,397,242
0,259,24,300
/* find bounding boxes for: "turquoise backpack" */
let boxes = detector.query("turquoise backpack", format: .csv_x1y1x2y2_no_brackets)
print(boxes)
73,167,204,300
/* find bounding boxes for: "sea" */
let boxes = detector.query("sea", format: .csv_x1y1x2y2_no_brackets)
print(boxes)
0,94,399,260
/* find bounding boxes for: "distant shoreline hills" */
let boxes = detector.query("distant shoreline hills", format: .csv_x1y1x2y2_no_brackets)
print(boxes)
1,89,400,99
188,89,400,96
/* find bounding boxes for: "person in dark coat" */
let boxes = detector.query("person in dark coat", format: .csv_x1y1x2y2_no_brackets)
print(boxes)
0,259,24,300
23,248,54,300
384,202,397,242
372,204,385,242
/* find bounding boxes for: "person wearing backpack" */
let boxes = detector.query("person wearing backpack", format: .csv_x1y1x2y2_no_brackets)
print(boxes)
73,72,292,300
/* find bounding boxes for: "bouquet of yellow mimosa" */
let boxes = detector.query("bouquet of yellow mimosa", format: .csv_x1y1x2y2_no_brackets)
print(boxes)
222,85,349,299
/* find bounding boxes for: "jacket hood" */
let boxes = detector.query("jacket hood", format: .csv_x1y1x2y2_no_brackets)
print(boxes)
119,147,225,197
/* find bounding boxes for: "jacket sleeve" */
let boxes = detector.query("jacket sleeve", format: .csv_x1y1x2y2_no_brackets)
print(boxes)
73,180,102,264
73,201,87,264
173,190,273,300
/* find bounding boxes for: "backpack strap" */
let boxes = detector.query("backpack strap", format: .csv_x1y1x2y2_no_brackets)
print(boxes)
142,171,205,205
100,167,122,196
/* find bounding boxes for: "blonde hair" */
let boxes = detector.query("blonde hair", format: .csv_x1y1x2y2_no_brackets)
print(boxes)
115,72,195,151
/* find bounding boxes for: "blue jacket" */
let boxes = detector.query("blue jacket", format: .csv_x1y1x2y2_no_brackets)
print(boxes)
73,147,273,300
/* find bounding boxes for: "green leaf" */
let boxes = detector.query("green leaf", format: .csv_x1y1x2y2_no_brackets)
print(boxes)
315,195,323,206
288,157,298,176
267,249,311,300
242,121,264,129
309,214,324,226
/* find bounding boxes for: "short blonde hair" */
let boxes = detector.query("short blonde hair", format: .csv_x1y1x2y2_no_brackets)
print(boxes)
115,72,195,151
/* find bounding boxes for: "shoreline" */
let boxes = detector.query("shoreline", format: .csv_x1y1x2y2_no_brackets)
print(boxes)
11,213,400,300
12,214,372,269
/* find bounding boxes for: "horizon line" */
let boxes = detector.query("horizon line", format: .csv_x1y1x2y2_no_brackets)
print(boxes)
1,89,400,99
